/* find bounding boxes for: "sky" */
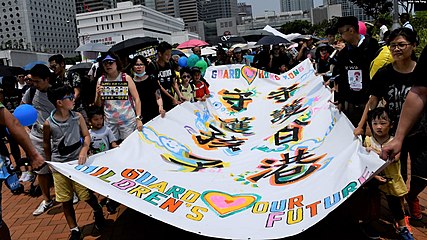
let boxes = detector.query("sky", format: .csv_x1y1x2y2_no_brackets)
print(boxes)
238,0,323,17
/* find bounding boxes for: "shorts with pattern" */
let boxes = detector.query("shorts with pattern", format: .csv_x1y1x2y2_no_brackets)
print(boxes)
105,119,136,141
53,173,91,203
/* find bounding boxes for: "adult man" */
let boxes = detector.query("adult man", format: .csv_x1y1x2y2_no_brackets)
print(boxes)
22,64,56,216
147,41,186,112
49,54,82,106
0,103,45,240
400,13,414,31
376,18,389,42
381,46,427,220
332,16,379,127
253,45,270,70
268,44,290,74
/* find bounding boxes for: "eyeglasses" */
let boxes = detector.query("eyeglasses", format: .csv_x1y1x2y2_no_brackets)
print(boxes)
49,64,58,70
182,75,191,79
389,42,412,50
103,60,116,65
134,63,145,67
62,94,75,101
24,78,32,81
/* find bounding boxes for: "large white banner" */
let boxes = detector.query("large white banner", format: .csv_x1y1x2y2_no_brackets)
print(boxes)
50,59,385,239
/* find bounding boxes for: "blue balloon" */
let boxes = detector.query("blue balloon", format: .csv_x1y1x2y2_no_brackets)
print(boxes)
13,104,38,127
187,54,200,68
178,56,188,67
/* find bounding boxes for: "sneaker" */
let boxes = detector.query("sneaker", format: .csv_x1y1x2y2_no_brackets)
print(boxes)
407,197,423,220
398,227,414,240
105,199,118,214
359,222,381,239
73,192,79,204
93,210,106,230
68,229,81,240
33,200,54,216
19,171,28,182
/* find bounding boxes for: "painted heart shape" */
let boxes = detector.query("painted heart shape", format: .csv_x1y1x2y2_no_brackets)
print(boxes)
241,66,258,85
201,191,261,218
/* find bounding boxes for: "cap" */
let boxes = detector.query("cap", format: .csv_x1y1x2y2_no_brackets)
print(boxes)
102,55,116,62
233,47,242,53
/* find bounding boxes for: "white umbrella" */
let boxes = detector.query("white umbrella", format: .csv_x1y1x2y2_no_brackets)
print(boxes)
201,47,216,56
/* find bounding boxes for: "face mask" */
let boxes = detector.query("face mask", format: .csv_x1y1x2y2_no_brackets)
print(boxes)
135,72,146,77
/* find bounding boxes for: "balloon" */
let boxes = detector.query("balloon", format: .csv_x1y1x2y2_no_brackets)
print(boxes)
358,21,367,36
194,59,208,76
13,104,38,127
187,54,200,68
178,56,188,67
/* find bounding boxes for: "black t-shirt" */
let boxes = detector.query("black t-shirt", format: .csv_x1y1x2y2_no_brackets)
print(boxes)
333,36,380,104
370,63,414,120
147,61,176,111
134,77,161,123
253,51,270,70
270,54,290,74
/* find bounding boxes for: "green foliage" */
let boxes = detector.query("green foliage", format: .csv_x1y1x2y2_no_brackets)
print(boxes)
412,12,427,56
280,20,312,35
349,0,393,18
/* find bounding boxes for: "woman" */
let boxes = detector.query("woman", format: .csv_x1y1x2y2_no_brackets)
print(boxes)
354,28,418,136
129,55,166,124
353,28,421,220
94,52,142,142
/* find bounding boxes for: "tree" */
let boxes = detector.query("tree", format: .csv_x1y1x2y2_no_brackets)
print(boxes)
280,20,312,34
349,0,393,19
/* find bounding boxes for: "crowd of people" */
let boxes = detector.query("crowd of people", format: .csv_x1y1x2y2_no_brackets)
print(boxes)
0,14,426,240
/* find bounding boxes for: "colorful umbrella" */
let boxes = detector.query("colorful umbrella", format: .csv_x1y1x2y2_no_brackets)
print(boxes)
177,39,209,49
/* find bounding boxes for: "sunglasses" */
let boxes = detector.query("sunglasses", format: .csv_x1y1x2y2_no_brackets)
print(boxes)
24,78,32,81
62,94,75,101
103,60,116,65
182,75,191,79
134,63,145,66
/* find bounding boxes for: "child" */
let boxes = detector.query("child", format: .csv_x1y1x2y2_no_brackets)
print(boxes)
177,67,195,103
43,85,106,240
364,107,413,240
87,105,119,213
191,67,210,102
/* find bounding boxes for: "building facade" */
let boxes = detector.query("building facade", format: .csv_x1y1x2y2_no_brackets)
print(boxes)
324,0,371,21
76,1,186,48
0,0,78,57
76,0,116,14
281,0,313,13
199,0,239,23
311,4,342,24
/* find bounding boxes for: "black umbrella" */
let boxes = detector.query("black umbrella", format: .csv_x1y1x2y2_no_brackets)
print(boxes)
0,65,26,77
214,35,247,46
109,37,159,54
68,62,93,72
255,35,291,46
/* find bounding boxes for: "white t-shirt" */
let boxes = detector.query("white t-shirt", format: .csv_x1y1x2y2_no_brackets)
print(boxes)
379,25,388,41
89,125,117,154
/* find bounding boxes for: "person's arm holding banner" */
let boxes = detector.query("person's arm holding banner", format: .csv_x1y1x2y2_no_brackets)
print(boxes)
126,74,143,131
155,89,166,118
380,85,427,161
0,106,44,169
172,75,187,102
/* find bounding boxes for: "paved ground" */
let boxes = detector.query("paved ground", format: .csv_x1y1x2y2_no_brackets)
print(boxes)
2,177,427,240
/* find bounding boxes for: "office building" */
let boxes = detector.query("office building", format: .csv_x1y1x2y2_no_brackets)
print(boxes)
76,0,116,14
0,0,78,57
281,0,313,13
324,0,371,21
